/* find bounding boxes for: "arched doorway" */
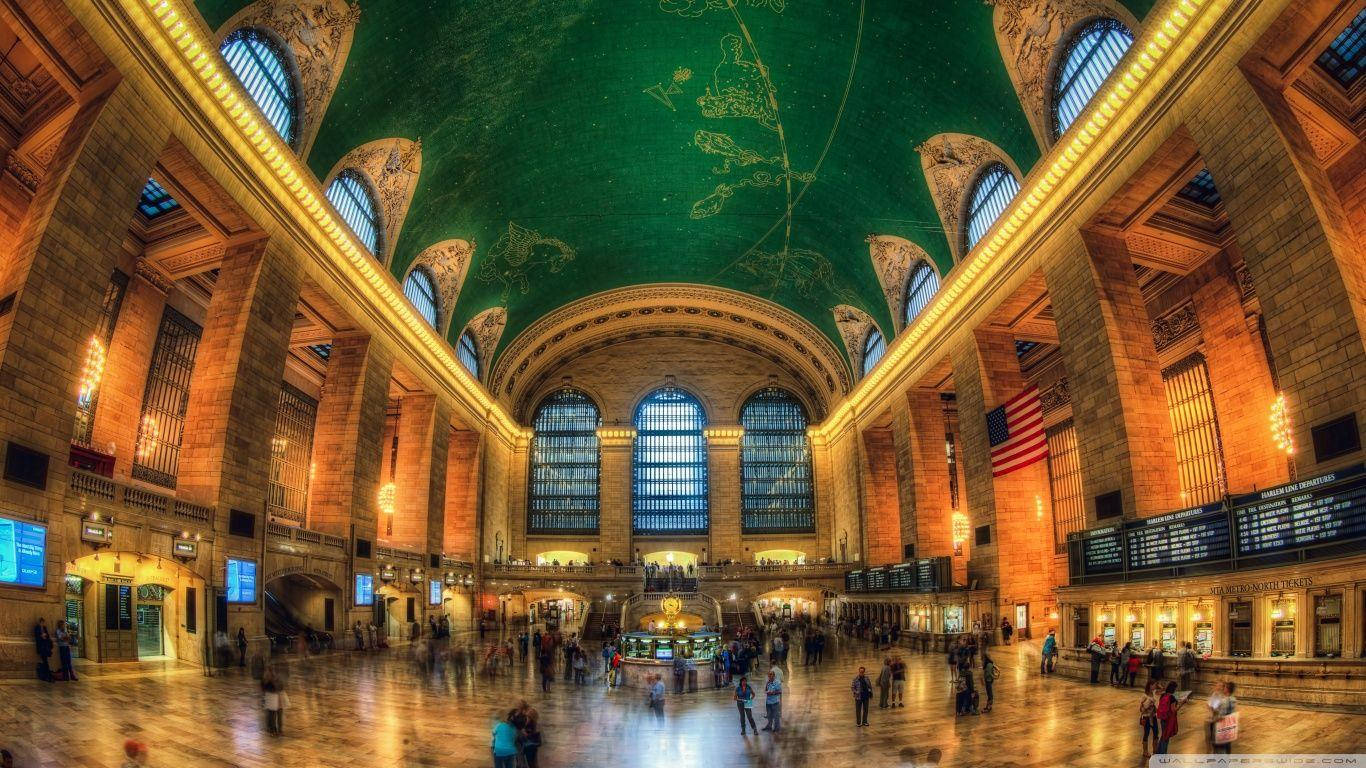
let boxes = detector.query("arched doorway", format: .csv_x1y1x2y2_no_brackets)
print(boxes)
641,550,698,568
534,550,590,566
263,570,343,650
377,582,420,643
65,552,206,665
753,549,807,564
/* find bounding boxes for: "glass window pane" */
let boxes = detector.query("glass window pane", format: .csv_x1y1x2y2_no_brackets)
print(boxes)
740,388,814,534
903,260,940,326
403,268,440,328
862,328,886,378
457,331,480,378
220,28,297,147
1052,19,1134,137
528,389,601,534
965,163,1021,252
325,169,381,256
632,387,708,534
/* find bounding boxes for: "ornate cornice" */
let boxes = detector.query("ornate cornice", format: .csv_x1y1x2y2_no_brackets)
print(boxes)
1039,377,1071,413
831,304,878,376
1151,302,1199,353
915,133,1022,262
323,137,421,265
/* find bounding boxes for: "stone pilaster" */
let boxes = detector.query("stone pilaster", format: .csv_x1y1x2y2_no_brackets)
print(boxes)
889,401,918,559
443,428,482,559
859,427,901,566
905,388,956,559
705,426,743,563
388,394,449,556
596,427,635,563
91,269,166,481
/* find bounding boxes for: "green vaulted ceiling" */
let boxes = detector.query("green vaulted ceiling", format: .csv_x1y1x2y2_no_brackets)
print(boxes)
195,0,1153,362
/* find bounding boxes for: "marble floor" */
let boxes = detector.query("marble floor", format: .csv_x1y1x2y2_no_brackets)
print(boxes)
1,633,1362,768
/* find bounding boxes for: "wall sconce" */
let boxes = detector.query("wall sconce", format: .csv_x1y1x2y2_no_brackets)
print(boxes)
1049,608,1059,620
1191,610,1204,623
952,512,969,545
377,482,396,516
77,336,106,407
1126,612,1136,623
1270,392,1294,455
1035,494,1043,521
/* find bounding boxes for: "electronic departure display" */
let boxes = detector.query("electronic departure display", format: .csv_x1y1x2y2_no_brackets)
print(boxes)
888,563,914,590
1126,503,1229,571
1075,526,1124,575
865,567,889,591
845,570,866,593
915,558,940,591
0,515,46,588
844,557,951,593
1233,464,1366,557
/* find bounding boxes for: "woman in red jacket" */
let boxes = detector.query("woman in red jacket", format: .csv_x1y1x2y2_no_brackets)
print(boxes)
1155,681,1182,754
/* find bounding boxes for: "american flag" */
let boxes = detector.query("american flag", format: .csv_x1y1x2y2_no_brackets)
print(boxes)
986,385,1048,477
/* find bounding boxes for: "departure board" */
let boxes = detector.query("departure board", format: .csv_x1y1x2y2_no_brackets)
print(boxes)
1077,526,1125,574
888,563,915,590
916,558,940,591
1233,464,1366,557
865,567,888,591
845,570,866,592
1125,502,1229,571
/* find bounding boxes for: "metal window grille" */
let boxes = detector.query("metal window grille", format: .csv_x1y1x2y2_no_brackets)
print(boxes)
325,169,381,255
131,307,202,488
903,260,940,326
457,330,480,378
403,268,440,328
308,343,332,361
73,270,129,446
220,28,297,147
861,328,885,378
1175,168,1221,207
632,387,708,534
965,163,1021,251
943,396,960,511
1162,353,1225,507
1052,18,1134,137
267,383,317,524
137,179,180,218
1316,8,1366,89
1047,420,1085,552
740,388,814,533
528,389,601,534
1314,594,1343,657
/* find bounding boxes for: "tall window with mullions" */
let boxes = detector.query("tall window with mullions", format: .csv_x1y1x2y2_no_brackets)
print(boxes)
132,307,203,488
268,383,318,525
528,389,601,534
219,28,298,148
1051,18,1134,139
1162,353,1225,507
73,270,129,446
632,387,708,535
740,388,814,534
964,163,1020,252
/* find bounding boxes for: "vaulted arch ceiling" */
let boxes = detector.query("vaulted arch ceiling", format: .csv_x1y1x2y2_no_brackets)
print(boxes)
195,0,1153,369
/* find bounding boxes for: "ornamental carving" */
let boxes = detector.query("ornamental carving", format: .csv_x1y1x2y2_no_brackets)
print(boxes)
1234,261,1256,301
466,307,507,381
327,137,422,264
986,0,1135,148
4,152,39,193
1151,302,1199,352
219,0,361,155
408,238,476,334
831,304,878,374
915,133,1015,261
866,234,933,333
1039,377,1071,413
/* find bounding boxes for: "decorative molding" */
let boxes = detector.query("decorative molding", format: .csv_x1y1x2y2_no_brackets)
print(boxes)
133,257,173,294
866,234,934,333
986,0,1138,149
1039,377,1071,413
466,307,507,381
3,152,40,192
831,304,878,376
407,238,476,335
1151,302,1199,352
1234,261,1255,301
324,137,422,265
217,0,360,156
915,133,1021,262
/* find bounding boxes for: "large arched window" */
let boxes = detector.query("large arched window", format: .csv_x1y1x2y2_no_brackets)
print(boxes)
528,389,601,534
964,163,1020,252
325,169,382,256
632,387,708,535
1052,18,1134,138
403,268,439,328
740,388,814,534
904,260,940,326
861,328,886,378
220,28,298,148
457,330,480,378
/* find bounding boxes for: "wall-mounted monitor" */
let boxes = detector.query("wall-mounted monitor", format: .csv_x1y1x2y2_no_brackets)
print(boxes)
0,515,46,588
429,579,442,606
355,572,374,606
225,557,257,604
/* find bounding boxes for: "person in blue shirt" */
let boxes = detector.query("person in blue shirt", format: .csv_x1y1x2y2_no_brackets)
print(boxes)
491,714,519,768
734,675,759,734
648,673,666,722
1041,628,1058,675
761,670,783,733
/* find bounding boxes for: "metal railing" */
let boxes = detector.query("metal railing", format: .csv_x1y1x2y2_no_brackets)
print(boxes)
70,468,212,524
265,521,348,553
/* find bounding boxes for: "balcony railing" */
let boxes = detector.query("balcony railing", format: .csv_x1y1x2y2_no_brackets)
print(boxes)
69,468,212,524
266,521,348,553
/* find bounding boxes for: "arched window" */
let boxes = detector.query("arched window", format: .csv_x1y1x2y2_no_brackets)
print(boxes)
528,389,601,534
325,169,381,256
861,328,886,378
403,268,439,328
964,163,1020,252
457,330,480,378
220,28,298,147
1052,18,1134,138
632,387,708,534
740,388,814,534
903,260,940,326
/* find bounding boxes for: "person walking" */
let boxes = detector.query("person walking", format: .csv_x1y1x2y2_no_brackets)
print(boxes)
236,627,248,667
1154,681,1182,754
1145,642,1164,685
648,673,666,723
1209,681,1237,754
851,666,873,727
734,675,759,734
352,621,364,651
261,666,284,736
491,713,519,768
1139,680,1160,757
876,657,892,709
1087,635,1106,684
980,651,998,713
1000,618,1013,645
947,643,959,683
521,708,543,768
54,619,77,681
1126,644,1143,686
889,655,906,707
32,618,53,682
1108,642,1124,686
1040,628,1057,675
762,670,783,733
1178,641,1197,692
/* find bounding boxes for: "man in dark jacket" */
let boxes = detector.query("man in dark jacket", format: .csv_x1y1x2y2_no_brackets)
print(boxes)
851,666,873,726
1087,636,1106,684
33,618,53,681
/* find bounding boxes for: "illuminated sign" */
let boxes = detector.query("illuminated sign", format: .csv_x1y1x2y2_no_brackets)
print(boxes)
226,558,257,603
0,516,46,587
355,572,374,606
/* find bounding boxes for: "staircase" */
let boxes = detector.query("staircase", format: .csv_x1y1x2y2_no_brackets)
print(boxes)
723,611,758,635
582,611,614,641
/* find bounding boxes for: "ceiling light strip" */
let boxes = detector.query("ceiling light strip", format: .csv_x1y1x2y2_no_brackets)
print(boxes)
813,0,1210,441
136,0,526,440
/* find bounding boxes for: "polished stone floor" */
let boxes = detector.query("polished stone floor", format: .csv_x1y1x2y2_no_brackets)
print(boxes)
1,632,1362,767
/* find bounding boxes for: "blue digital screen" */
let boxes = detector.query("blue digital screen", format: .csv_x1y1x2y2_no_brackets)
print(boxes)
355,573,374,606
0,516,46,588
225,558,257,603
429,579,442,606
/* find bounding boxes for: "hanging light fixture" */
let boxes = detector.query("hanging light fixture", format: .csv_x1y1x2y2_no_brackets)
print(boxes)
952,512,969,545
377,482,396,516
1270,392,1294,454
77,336,107,407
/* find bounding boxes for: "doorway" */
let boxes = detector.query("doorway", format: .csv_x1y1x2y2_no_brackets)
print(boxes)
101,581,135,661
1015,603,1029,638
135,584,169,658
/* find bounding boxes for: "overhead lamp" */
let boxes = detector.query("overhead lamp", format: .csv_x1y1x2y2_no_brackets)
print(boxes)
377,482,396,516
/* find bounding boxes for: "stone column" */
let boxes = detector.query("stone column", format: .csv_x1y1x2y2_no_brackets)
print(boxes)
859,426,902,566
705,426,743,564
1043,231,1182,520
306,334,393,544
951,329,1055,613
388,394,449,556
596,427,635,563
505,437,529,561
443,428,482,560
91,264,167,480
906,388,956,558
889,401,918,559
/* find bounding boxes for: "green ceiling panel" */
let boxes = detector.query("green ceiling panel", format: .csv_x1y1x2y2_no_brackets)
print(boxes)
195,0,1154,362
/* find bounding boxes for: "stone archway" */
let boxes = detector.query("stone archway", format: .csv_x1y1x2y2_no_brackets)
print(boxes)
65,552,207,665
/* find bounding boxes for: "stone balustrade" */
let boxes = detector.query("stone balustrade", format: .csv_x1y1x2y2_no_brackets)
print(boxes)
69,468,213,525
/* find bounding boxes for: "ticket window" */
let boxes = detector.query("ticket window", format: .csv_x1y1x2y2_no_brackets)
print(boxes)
1101,622,1117,648
1129,623,1146,651
1314,594,1343,658
1193,623,1214,656
1159,621,1178,653
943,606,964,634
1227,601,1252,657
1269,598,1296,657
